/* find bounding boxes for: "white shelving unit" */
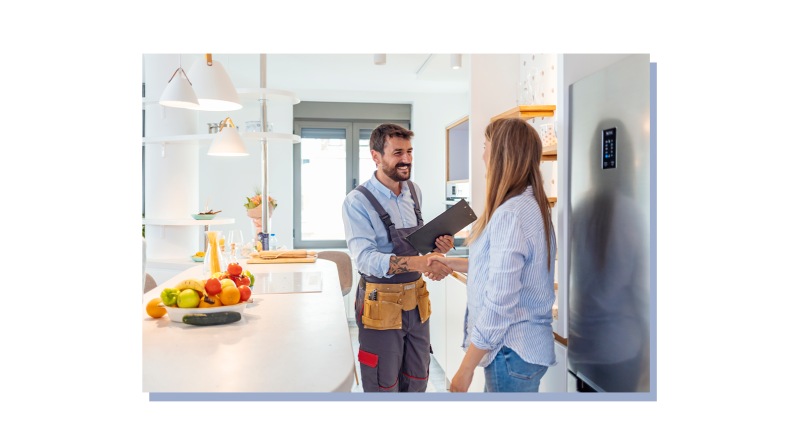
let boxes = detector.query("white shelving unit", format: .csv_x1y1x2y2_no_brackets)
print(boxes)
142,218,235,226
236,88,300,105
143,132,301,145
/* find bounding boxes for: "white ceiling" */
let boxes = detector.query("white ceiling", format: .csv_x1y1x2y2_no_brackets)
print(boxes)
267,54,470,94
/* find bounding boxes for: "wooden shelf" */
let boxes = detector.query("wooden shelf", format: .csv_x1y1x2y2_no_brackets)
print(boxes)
491,105,556,122
541,143,557,162
548,197,557,208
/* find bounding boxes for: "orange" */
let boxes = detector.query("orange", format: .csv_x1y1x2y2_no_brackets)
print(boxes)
146,298,167,318
218,286,240,306
198,294,223,308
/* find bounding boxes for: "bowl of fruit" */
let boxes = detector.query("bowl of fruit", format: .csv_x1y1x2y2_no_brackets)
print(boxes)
147,264,254,326
192,252,205,262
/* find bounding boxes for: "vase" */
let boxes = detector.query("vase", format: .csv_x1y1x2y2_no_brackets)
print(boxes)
203,230,227,279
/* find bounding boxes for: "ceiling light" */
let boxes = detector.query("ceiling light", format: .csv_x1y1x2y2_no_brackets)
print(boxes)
451,54,462,70
187,54,242,111
159,55,200,109
374,54,386,65
208,118,248,156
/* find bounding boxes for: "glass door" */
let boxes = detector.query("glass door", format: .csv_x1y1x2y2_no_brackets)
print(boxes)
293,122,352,248
294,120,410,249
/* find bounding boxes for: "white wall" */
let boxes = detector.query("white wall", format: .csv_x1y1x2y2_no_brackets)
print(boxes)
469,54,520,216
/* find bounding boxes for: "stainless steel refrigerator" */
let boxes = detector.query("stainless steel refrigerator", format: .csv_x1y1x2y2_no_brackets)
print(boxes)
568,54,650,392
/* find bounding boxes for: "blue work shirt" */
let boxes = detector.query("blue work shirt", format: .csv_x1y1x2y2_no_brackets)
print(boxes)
341,171,423,278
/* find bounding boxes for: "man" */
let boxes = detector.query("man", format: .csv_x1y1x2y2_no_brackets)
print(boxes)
342,123,454,392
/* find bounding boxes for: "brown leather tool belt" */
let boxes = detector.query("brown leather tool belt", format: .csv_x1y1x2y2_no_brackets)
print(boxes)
361,277,431,330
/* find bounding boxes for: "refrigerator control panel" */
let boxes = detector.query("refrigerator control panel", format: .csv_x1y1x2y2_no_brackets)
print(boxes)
602,128,617,169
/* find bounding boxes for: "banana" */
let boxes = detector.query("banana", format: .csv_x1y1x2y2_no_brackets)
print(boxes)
174,279,206,297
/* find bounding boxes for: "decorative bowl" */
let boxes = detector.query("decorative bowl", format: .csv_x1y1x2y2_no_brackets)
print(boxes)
191,214,216,220
191,256,205,262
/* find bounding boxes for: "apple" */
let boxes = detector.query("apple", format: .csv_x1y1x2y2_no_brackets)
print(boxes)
238,285,251,302
220,279,236,289
177,289,200,308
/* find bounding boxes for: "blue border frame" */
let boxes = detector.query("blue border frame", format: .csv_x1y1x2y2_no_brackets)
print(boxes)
150,62,658,402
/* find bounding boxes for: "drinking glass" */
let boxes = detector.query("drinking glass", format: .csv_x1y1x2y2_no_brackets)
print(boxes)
228,230,244,263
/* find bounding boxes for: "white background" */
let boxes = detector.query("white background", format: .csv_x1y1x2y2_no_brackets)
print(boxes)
2,0,790,444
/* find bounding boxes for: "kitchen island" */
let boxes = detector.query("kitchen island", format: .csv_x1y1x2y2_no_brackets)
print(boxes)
142,259,355,393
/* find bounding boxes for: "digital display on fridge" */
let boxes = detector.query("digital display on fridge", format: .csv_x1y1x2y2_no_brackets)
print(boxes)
602,127,617,169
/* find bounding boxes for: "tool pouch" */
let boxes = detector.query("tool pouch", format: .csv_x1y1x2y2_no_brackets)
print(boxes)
362,290,403,330
416,280,431,323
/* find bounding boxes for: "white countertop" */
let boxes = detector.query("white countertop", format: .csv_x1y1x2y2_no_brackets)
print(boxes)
142,259,355,393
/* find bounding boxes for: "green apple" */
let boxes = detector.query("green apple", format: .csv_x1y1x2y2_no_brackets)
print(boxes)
177,289,200,308
220,279,236,289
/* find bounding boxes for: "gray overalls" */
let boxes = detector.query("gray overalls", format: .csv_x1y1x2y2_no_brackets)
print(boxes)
354,181,432,392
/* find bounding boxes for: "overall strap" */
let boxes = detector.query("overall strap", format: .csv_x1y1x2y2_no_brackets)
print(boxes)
355,186,395,242
405,180,423,225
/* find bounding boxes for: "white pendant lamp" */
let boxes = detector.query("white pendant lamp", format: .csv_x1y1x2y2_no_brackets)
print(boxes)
374,54,386,65
159,55,200,109
208,118,248,156
451,54,462,70
187,54,242,111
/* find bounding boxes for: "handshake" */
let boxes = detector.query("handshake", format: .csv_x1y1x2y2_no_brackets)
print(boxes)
420,253,453,281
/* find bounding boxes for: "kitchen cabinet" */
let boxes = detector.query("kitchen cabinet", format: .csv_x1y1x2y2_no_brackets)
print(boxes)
426,277,447,375
444,274,485,392
538,341,568,392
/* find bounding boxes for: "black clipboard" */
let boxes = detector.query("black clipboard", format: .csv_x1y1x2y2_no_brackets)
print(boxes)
406,199,477,254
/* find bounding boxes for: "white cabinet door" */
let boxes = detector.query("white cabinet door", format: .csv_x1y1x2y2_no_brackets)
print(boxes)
426,278,447,375
445,275,485,392
539,341,567,392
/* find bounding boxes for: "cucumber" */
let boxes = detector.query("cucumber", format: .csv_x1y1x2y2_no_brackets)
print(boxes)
182,312,242,326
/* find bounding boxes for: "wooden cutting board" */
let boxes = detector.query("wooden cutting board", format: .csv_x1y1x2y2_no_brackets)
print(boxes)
246,257,317,264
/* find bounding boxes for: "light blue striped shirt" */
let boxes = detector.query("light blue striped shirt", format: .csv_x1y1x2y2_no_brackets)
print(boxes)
342,171,423,278
464,186,557,368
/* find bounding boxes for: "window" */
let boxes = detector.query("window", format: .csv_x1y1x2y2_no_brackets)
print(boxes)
293,119,410,249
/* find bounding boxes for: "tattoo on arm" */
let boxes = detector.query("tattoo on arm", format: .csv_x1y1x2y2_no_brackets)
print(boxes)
388,256,411,275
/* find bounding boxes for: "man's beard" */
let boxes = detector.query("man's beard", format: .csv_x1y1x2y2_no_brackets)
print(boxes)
382,162,411,182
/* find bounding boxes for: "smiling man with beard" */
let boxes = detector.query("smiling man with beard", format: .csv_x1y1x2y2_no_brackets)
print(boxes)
342,123,454,392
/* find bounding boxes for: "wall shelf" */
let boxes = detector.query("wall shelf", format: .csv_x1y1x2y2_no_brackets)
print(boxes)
541,143,557,161
236,88,300,105
143,132,301,146
142,218,235,226
548,197,557,208
491,105,556,122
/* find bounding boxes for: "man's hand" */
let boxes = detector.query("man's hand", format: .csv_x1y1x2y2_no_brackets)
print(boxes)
433,235,454,254
423,253,451,281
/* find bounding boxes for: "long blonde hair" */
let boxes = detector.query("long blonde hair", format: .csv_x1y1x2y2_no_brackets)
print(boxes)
466,117,555,270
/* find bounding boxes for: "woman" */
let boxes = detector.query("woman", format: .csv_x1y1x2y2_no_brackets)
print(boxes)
428,117,557,392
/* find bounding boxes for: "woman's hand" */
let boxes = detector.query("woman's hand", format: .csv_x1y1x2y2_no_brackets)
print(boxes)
450,367,474,393
422,253,450,281
425,255,452,281
433,235,454,254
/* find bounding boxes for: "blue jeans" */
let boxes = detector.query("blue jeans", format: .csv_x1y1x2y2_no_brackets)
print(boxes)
483,346,548,392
